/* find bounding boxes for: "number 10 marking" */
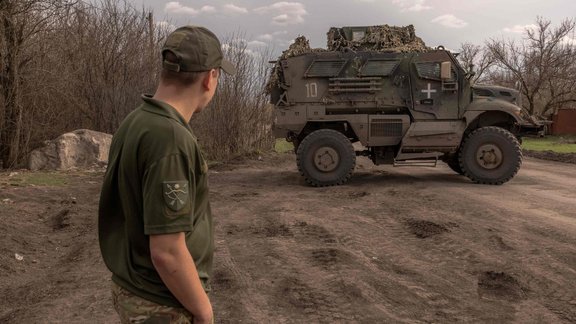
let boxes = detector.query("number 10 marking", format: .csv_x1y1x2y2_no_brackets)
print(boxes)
306,82,318,98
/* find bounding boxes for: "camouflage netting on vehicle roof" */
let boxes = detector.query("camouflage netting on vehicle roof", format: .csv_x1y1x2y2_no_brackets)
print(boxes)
327,25,429,52
280,35,327,59
265,36,326,94
265,25,430,94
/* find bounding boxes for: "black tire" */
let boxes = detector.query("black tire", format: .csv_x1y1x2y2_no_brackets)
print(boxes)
445,155,464,175
296,129,355,187
459,126,522,185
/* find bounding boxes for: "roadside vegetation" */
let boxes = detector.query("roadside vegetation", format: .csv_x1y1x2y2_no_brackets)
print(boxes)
274,139,294,153
522,136,576,153
0,171,69,187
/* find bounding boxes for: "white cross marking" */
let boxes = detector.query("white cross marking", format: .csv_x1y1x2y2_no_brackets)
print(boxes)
421,83,437,99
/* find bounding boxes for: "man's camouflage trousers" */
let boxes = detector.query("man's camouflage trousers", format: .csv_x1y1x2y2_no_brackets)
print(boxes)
111,281,196,324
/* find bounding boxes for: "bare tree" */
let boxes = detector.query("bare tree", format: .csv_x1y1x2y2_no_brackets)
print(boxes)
457,42,495,84
0,1,275,168
191,34,275,160
486,17,576,116
0,0,168,168
0,0,72,168
61,0,164,133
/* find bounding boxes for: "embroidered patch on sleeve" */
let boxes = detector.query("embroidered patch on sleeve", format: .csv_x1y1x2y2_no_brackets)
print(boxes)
163,181,189,212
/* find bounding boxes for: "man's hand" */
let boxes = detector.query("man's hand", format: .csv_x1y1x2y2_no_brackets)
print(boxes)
150,232,213,322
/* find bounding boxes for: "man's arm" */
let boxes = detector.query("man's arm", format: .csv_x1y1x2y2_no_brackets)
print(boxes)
150,232,213,323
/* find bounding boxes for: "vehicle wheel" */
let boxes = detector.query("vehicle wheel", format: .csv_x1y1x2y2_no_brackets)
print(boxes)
459,126,522,185
445,155,464,175
296,129,355,186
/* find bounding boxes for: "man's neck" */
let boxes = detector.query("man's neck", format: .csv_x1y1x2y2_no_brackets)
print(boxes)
153,85,200,122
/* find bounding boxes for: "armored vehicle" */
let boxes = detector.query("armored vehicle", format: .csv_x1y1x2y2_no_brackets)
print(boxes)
270,26,543,187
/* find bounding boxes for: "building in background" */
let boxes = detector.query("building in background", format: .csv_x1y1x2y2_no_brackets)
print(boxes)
551,108,576,135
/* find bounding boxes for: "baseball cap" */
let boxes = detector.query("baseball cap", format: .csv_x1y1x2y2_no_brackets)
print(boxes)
162,26,236,75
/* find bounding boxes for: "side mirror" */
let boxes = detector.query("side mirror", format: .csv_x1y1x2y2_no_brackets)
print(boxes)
440,62,452,80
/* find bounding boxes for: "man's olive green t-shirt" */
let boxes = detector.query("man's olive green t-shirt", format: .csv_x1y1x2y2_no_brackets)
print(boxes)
98,95,213,308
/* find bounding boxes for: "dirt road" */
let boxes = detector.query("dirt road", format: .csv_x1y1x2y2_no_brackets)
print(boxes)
1,154,575,323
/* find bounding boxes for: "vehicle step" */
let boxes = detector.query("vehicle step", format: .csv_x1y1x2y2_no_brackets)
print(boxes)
393,159,438,167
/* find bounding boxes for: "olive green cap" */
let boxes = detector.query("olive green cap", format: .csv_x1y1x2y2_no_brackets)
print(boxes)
162,26,236,75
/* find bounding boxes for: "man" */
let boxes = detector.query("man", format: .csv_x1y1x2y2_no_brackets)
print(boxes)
98,26,235,324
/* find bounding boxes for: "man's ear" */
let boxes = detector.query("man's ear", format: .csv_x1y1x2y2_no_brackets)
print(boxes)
201,69,218,91
201,71,212,91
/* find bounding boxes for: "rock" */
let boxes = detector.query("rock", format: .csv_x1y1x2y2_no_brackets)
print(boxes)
28,129,112,171
15,253,24,261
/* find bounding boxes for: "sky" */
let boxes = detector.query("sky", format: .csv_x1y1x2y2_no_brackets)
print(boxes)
128,0,576,56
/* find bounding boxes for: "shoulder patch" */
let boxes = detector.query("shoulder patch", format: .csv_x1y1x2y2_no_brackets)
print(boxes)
163,181,189,212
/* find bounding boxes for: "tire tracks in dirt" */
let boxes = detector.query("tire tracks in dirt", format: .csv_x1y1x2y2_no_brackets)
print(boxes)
209,154,576,323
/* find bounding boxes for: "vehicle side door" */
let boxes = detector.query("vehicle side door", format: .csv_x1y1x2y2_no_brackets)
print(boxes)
410,51,459,120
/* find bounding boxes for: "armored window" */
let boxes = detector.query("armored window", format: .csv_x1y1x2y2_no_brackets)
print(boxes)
305,59,347,78
499,91,512,97
415,62,441,80
360,60,400,77
415,62,457,81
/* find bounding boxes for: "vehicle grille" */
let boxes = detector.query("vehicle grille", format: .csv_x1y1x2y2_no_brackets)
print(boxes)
370,119,403,137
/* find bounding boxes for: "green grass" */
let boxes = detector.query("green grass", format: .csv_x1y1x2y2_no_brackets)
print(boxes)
0,171,68,187
522,136,576,153
274,139,294,153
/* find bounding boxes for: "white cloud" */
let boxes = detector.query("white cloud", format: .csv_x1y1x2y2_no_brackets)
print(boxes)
254,2,308,26
272,14,291,25
222,43,261,58
393,0,432,12
257,31,288,41
165,2,197,15
258,33,274,41
248,40,268,47
156,21,177,32
164,2,216,16
200,5,216,13
227,38,248,47
223,4,248,14
503,24,538,34
431,14,468,28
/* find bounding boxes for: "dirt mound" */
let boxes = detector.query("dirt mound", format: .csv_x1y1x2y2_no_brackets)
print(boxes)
478,271,526,301
523,150,576,164
0,171,114,323
327,25,429,52
405,219,450,238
